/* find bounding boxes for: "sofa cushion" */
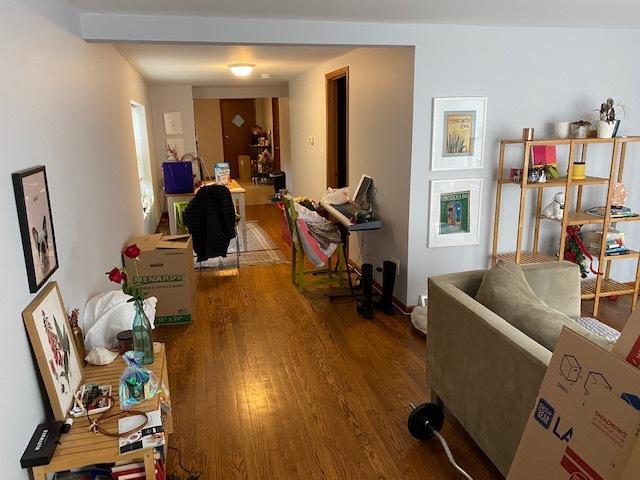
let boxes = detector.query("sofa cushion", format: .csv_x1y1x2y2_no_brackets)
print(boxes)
475,260,613,351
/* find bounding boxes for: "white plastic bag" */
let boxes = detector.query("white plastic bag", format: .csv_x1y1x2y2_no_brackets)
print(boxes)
81,291,157,351
320,187,350,205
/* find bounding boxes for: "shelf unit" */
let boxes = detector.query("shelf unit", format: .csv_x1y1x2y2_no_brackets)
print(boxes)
492,136,640,316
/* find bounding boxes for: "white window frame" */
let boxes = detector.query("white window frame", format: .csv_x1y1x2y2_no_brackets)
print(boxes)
130,101,154,217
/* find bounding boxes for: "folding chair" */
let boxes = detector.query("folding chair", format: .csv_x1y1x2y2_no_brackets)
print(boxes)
282,196,346,292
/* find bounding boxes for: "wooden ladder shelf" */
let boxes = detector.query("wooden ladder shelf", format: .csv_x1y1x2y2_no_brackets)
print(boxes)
491,136,640,316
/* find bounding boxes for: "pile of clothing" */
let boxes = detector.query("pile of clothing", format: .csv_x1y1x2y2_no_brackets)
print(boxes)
292,200,342,268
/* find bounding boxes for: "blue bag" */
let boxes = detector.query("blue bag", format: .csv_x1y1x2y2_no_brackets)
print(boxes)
162,161,194,194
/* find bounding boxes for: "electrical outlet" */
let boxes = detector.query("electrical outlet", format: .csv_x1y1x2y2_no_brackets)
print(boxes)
390,257,400,276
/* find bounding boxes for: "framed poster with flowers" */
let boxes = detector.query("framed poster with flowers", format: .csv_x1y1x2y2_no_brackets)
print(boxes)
22,282,83,421
431,97,487,171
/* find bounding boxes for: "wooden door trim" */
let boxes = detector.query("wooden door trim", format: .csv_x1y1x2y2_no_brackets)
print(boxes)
272,97,281,171
326,67,349,188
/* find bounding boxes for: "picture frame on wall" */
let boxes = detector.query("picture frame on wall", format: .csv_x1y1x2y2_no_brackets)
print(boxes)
163,111,183,136
431,97,487,171
22,282,83,421
428,178,482,248
12,166,59,293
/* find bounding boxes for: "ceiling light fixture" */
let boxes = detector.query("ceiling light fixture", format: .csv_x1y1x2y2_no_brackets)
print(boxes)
228,63,255,77
260,73,271,79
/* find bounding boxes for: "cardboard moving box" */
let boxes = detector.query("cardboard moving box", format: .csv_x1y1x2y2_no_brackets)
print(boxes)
508,328,640,480
123,234,195,325
613,307,640,369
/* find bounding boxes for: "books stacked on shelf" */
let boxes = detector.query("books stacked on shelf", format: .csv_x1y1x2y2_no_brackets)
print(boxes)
115,408,166,479
582,228,629,256
111,456,165,480
585,205,639,219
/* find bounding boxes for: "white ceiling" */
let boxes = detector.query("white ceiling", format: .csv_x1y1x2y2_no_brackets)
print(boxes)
70,0,640,28
114,44,354,86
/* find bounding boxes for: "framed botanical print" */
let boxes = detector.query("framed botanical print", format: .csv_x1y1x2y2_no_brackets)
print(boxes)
429,178,482,248
12,166,59,293
23,282,83,421
431,97,487,171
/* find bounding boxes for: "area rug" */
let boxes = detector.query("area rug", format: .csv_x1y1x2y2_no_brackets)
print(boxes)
196,221,288,269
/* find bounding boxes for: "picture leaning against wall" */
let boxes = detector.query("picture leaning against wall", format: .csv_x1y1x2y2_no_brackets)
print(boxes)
431,97,487,171
429,178,482,247
12,165,59,292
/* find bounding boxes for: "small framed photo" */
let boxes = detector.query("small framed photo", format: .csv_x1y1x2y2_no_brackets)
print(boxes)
12,166,59,293
429,178,482,248
163,111,183,136
431,97,487,171
22,282,84,421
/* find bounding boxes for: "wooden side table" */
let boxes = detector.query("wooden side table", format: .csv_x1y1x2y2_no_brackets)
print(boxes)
32,343,172,480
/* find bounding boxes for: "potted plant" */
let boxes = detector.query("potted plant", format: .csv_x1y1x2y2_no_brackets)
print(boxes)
571,120,591,139
595,98,627,138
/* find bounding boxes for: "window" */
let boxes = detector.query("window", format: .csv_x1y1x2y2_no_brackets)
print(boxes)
130,101,154,216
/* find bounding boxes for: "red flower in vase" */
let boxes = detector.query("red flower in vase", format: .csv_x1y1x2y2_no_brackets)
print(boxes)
123,244,141,259
106,267,126,284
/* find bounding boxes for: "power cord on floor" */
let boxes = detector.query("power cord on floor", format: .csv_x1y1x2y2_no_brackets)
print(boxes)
168,446,202,480
425,423,474,480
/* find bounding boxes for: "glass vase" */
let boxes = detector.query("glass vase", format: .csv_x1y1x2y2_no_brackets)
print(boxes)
132,299,154,365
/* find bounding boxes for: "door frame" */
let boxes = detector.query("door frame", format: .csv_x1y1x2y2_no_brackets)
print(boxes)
272,97,281,171
325,67,349,188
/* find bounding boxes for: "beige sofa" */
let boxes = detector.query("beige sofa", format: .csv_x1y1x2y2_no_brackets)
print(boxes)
427,261,582,476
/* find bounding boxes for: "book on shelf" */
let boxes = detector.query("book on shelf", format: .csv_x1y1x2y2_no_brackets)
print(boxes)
118,409,165,455
585,205,638,218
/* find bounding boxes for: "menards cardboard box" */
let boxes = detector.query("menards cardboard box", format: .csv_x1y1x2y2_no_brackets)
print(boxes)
123,234,195,325
508,327,640,480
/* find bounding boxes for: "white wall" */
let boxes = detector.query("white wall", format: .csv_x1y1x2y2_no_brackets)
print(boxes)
289,47,415,299
1,1,152,476
81,14,640,305
406,26,640,304
148,85,197,210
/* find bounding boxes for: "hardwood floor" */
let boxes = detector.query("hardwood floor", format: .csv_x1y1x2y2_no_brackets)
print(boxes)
155,204,503,479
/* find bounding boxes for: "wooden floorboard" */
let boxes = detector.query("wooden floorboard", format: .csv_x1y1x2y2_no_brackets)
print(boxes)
155,204,502,479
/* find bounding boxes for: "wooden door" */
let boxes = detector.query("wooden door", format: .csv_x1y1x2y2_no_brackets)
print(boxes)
220,99,256,179
272,97,281,171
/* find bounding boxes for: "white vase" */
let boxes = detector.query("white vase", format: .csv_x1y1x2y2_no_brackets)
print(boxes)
574,125,588,139
597,120,616,139
554,122,571,139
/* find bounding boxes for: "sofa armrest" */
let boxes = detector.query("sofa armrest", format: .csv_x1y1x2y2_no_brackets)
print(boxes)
427,276,551,475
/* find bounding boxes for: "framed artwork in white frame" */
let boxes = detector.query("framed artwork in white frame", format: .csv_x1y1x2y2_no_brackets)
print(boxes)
163,112,183,136
428,178,482,248
431,97,487,171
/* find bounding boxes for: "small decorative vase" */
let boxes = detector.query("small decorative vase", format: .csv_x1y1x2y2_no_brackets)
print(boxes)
571,163,586,180
132,299,154,365
574,125,588,139
597,120,616,139
554,122,571,139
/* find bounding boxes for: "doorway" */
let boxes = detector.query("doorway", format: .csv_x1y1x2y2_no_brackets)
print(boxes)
326,67,349,188
220,98,256,178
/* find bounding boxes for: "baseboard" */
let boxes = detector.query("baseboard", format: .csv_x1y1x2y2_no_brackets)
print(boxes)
347,259,414,314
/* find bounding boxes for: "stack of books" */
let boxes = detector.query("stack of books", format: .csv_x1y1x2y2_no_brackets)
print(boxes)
585,205,639,219
582,229,629,256
114,409,166,479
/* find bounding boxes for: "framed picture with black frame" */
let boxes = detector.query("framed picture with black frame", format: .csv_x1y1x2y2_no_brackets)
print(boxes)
12,166,59,292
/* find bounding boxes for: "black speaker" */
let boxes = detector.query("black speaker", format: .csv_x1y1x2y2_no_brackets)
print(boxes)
357,263,374,320
374,260,396,316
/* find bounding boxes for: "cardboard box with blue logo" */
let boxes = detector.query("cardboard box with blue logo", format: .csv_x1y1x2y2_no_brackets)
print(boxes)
123,233,195,325
508,326,640,480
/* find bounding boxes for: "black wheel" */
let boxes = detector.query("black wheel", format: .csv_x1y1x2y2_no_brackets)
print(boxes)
407,403,445,440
